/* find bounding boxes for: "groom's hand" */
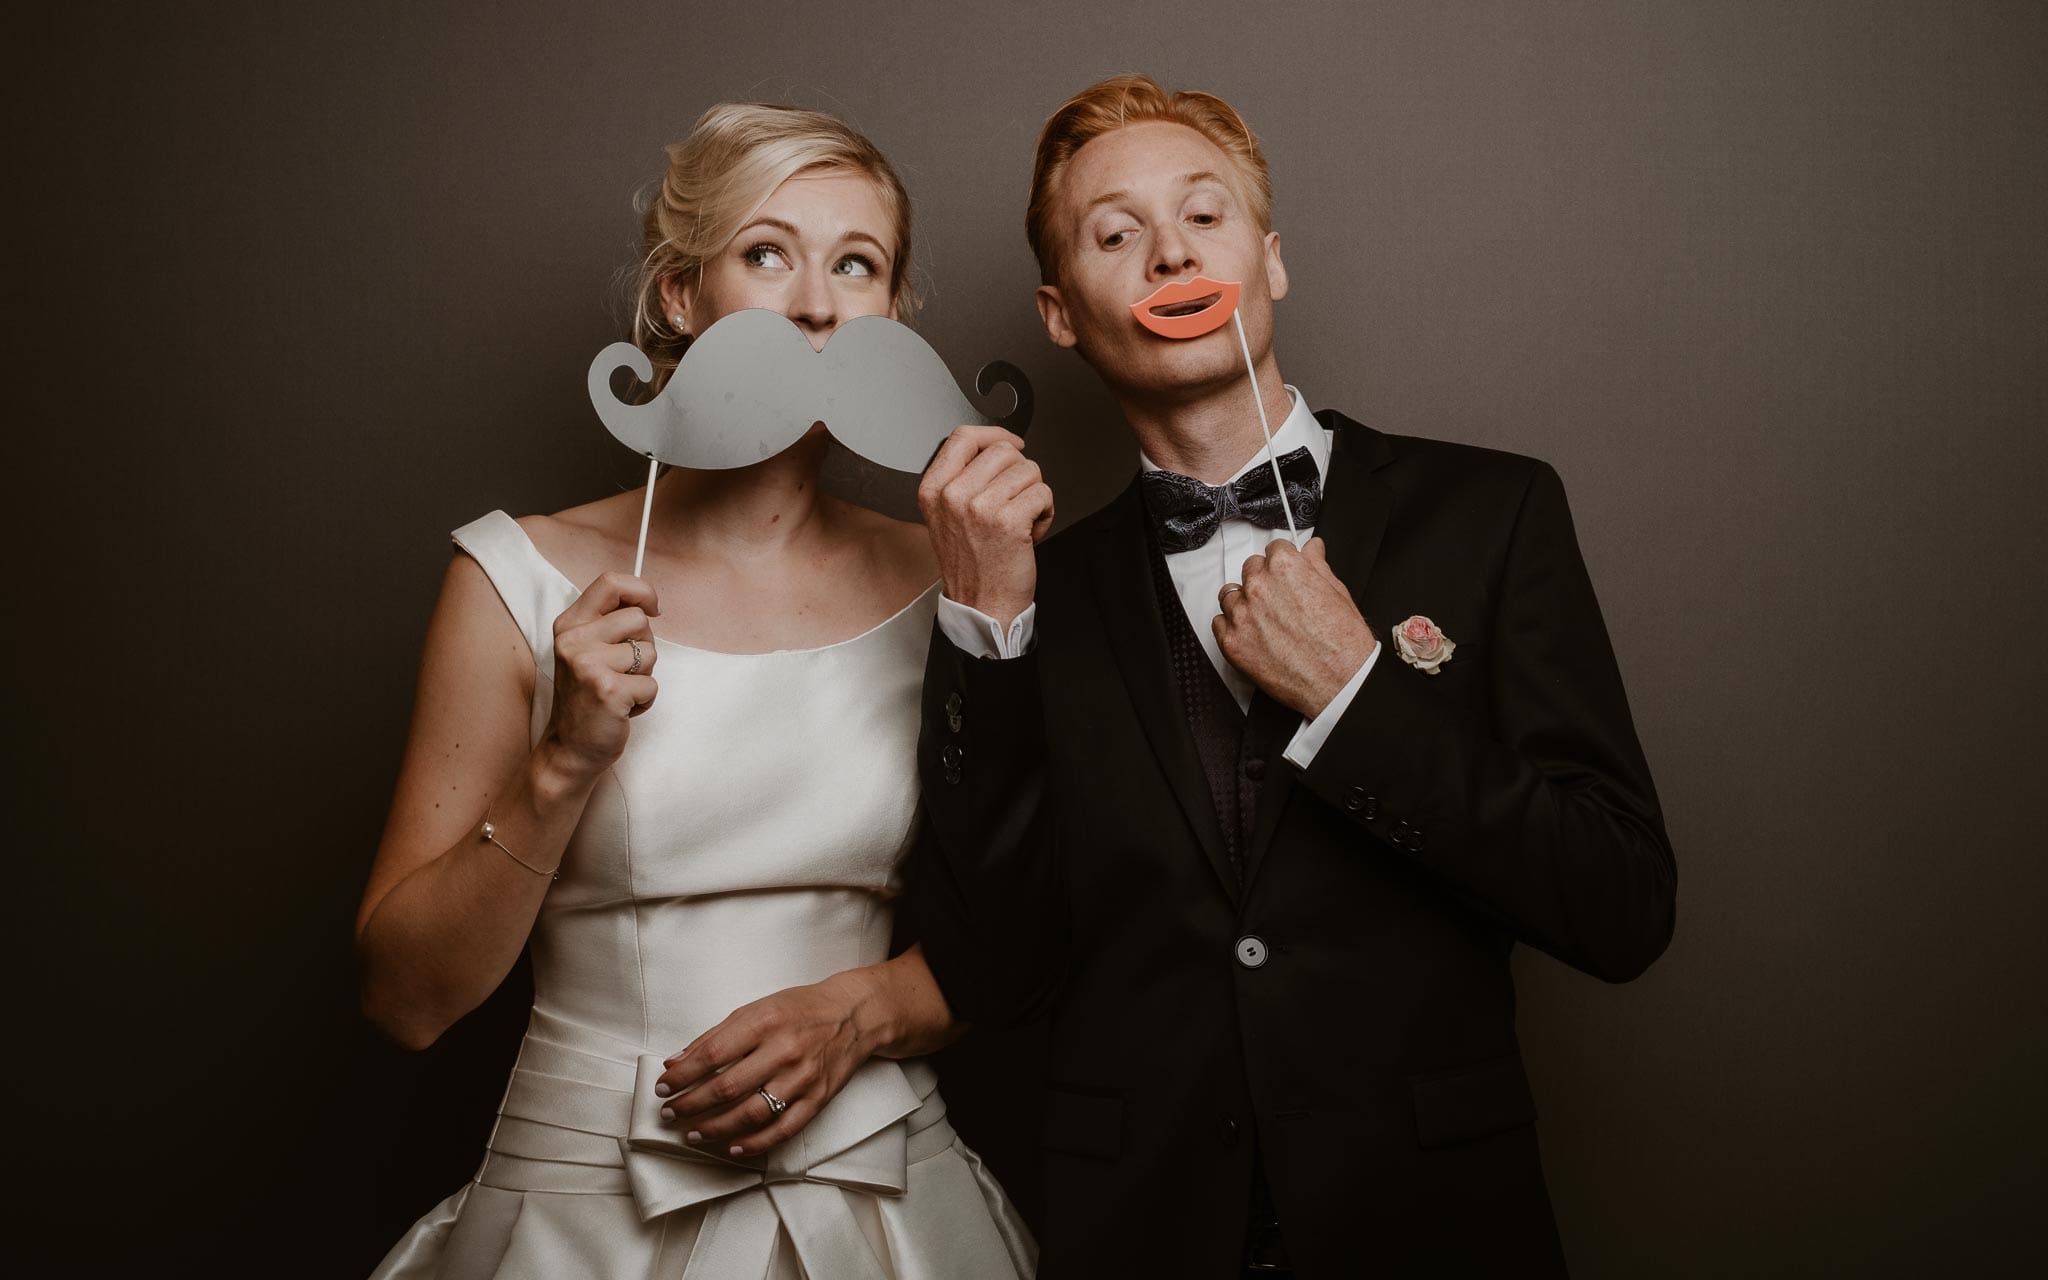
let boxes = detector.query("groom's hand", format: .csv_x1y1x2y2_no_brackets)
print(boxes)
919,425,1053,629
1215,537,1378,718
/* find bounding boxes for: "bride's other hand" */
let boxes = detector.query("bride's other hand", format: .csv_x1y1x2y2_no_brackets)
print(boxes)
653,972,878,1156
654,944,960,1155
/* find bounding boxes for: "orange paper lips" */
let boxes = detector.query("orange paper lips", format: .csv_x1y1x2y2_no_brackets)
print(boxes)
1128,276,1242,339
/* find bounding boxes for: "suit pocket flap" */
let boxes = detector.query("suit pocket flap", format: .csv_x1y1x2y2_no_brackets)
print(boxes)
1042,1085,1124,1161
1410,1055,1537,1150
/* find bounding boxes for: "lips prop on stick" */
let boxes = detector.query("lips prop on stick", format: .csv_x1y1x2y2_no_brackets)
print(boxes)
1128,277,1299,541
1128,276,1242,340
588,308,1032,574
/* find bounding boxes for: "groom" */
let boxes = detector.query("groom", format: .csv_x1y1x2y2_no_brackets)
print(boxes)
911,75,1675,1278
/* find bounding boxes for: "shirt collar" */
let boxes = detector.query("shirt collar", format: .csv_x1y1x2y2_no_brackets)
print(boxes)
1138,385,1327,482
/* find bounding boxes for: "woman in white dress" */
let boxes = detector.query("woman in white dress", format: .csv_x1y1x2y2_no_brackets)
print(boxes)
356,103,1042,1279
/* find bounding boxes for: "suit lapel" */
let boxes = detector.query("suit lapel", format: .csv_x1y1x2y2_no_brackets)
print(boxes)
1242,412,1395,885
1089,480,1238,895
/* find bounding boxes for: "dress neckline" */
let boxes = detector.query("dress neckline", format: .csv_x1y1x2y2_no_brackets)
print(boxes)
500,512,939,658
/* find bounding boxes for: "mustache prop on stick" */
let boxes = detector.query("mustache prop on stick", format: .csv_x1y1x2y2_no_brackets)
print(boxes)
588,308,1032,574
1128,275,1298,542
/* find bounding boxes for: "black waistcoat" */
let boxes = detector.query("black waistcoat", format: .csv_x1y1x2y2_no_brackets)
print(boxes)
1143,531,1259,892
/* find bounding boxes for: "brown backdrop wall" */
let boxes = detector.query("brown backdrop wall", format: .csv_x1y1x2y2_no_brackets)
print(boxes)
18,2,2045,1274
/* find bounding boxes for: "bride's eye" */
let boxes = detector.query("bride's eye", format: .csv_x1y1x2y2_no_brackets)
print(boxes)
742,243,791,269
833,254,878,277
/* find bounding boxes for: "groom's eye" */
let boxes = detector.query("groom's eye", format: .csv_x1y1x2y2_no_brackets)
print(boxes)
742,243,791,269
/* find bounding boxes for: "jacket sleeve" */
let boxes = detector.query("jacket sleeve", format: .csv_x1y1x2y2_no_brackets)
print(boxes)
1295,462,1677,982
898,622,1067,1027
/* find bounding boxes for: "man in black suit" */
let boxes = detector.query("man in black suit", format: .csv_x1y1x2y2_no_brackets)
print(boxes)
911,74,1675,1278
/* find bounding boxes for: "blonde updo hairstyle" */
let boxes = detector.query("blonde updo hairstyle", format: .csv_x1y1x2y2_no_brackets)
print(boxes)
630,102,920,389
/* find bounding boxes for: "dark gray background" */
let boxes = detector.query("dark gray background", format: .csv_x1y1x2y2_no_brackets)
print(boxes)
18,1,2044,1275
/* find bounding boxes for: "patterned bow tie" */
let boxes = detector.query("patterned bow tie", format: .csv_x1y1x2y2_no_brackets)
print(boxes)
1140,446,1323,553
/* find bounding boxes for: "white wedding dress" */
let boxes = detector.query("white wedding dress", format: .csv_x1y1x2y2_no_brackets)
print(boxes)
371,511,1035,1280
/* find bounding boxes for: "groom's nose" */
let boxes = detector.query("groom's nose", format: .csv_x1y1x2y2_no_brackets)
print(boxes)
790,268,838,351
1151,223,1199,280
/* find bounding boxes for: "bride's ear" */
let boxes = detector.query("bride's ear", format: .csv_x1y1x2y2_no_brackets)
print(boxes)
658,275,698,335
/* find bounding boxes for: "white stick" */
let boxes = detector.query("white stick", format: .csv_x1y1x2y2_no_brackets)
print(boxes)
632,453,658,578
1231,308,1298,541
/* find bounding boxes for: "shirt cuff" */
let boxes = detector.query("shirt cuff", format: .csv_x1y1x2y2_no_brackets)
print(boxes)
1281,643,1381,769
936,596,1037,659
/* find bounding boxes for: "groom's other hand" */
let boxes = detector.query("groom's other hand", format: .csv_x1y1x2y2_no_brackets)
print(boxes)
919,424,1054,629
1216,537,1378,718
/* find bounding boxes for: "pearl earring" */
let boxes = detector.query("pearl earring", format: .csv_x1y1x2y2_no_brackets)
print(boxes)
671,314,686,329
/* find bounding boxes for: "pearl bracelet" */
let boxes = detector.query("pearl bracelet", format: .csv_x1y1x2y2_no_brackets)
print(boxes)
481,817,559,880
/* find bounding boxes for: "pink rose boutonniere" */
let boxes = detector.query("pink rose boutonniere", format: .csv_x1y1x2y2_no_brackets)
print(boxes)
1392,615,1456,675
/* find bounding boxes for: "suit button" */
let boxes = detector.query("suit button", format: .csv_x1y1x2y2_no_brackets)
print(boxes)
1363,795,1379,819
944,692,963,716
1406,828,1428,851
1235,935,1269,969
942,767,962,786
1343,786,1366,811
1220,1115,1240,1148
1243,757,1266,781
941,744,964,768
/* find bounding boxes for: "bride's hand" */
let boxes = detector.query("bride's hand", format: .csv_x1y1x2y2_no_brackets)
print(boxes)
653,972,883,1156
539,571,660,778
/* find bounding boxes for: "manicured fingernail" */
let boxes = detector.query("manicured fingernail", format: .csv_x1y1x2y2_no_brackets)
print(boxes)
686,1130,702,1143
660,1107,675,1121
654,1083,672,1097
729,1145,744,1156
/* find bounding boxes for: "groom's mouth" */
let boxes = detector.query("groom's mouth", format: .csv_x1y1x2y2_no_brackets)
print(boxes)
1128,276,1242,339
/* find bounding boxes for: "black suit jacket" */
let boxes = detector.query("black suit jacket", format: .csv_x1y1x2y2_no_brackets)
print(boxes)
909,411,1675,1278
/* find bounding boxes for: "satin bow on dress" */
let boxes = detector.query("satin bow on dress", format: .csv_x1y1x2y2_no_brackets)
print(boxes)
438,998,1000,1280
623,1056,944,1280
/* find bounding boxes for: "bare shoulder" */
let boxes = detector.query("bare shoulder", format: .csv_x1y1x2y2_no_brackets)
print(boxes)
877,511,940,579
835,502,939,593
430,544,535,684
515,491,642,592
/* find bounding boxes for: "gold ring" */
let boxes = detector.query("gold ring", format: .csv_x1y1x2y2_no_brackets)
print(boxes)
626,637,645,674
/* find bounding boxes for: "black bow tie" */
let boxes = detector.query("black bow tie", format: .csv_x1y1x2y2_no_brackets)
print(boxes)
1140,447,1323,554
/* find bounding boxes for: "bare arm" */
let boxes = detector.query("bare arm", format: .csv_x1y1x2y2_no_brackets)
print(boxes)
833,941,965,1061
354,553,657,1049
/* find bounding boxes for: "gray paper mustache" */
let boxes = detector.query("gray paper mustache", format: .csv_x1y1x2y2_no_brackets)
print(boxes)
588,308,1031,472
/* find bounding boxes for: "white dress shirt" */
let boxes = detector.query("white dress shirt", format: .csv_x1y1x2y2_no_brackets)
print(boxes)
937,386,1379,768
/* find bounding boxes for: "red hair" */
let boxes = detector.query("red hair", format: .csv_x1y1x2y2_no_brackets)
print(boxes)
1026,74,1273,284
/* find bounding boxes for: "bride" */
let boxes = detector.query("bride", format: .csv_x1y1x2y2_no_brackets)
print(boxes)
356,102,1041,1278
